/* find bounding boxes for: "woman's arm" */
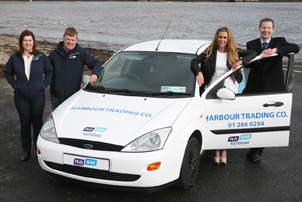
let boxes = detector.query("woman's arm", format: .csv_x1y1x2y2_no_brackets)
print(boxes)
4,56,16,89
191,53,206,75
238,49,257,66
191,53,206,87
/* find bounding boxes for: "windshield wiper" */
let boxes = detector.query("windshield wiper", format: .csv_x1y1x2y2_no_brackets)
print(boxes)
94,87,147,95
91,87,191,96
148,91,192,96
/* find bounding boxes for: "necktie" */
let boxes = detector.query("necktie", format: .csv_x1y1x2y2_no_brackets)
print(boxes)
262,42,268,50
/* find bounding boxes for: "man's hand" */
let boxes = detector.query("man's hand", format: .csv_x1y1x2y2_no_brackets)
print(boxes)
259,48,277,58
89,74,98,84
231,60,243,71
197,72,204,87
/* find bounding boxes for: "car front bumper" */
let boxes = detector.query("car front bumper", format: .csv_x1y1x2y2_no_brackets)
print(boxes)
37,136,186,191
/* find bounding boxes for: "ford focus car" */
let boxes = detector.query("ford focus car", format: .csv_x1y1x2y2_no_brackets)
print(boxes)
37,40,294,192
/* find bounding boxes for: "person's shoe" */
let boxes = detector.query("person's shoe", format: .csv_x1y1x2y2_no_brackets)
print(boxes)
21,152,30,162
214,157,220,165
220,157,227,165
246,149,253,159
251,153,261,163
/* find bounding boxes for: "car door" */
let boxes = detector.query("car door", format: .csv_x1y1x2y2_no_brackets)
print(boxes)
202,53,294,150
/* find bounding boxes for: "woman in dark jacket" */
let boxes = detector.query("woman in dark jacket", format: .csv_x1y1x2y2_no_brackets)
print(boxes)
191,27,256,165
4,30,53,162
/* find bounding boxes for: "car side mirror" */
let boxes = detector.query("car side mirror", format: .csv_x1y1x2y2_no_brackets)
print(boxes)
215,88,235,100
82,75,90,85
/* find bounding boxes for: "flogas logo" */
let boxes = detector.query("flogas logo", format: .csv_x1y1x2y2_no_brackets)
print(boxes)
240,134,252,140
228,134,251,145
74,158,84,166
73,158,97,167
95,127,107,132
85,159,97,166
83,127,106,138
83,127,95,132
228,136,239,142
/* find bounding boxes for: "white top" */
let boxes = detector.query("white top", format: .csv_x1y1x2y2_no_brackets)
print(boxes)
23,55,33,80
206,50,238,93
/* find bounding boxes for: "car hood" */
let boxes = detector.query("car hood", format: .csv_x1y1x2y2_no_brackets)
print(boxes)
52,90,192,146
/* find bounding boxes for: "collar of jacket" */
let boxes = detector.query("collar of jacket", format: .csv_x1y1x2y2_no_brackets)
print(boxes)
57,41,80,57
257,37,274,52
16,51,42,61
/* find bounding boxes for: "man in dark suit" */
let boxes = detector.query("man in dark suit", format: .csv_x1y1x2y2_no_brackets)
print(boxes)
244,18,300,162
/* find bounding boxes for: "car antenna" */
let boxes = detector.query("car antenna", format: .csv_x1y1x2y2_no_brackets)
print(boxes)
155,21,172,51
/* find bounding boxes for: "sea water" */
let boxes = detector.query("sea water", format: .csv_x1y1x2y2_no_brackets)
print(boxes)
0,1,301,58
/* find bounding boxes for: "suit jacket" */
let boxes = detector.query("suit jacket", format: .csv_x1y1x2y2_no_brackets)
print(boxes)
191,48,256,85
244,37,300,93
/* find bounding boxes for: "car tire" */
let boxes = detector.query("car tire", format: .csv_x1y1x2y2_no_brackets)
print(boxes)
176,137,200,190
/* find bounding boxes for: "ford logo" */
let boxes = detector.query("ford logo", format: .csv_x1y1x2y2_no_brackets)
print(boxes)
83,144,93,149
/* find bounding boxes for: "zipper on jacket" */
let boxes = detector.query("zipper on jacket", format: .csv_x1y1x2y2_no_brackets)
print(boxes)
58,51,67,97
28,54,42,98
64,52,79,97
21,55,32,97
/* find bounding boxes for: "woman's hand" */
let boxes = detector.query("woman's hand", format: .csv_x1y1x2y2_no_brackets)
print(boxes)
231,60,243,71
197,72,204,87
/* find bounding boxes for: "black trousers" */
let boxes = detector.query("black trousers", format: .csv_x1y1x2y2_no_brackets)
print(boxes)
14,94,45,153
250,148,264,155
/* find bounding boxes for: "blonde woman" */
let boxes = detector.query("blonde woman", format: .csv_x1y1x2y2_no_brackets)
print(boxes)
191,27,256,164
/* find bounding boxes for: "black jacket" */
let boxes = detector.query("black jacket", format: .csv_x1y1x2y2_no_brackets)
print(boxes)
244,37,300,93
191,48,257,85
48,42,102,98
4,51,53,96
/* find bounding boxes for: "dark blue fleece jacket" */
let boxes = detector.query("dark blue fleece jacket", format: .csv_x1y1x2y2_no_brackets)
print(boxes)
48,42,102,98
4,51,53,96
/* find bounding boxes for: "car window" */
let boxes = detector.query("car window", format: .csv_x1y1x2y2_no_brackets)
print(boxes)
85,51,196,97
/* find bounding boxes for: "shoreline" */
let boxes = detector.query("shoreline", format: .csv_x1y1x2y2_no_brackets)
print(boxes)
0,34,114,78
1,34,301,79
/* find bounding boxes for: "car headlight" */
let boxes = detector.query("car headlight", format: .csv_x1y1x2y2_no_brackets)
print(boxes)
122,127,172,152
40,115,59,143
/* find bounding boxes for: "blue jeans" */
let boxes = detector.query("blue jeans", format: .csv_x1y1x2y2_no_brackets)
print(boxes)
50,93,68,111
14,94,45,153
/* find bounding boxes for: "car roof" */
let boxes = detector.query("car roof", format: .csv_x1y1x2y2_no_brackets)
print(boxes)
122,39,211,55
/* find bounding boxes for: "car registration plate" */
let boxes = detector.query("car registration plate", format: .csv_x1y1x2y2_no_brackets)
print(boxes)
63,154,109,171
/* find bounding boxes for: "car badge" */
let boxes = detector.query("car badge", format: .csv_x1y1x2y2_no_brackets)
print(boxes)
83,144,93,149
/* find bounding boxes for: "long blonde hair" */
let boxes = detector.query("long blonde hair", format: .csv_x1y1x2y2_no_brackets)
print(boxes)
203,27,239,66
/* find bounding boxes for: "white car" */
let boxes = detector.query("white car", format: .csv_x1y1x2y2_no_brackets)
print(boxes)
37,40,294,192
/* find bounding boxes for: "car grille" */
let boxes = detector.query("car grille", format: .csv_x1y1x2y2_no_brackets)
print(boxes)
59,138,124,152
44,161,140,182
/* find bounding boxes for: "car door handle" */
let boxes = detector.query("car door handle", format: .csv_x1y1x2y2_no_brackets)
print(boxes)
263,102,284,107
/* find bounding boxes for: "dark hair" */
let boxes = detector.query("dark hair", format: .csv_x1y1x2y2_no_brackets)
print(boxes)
17,30,38,54
259,18,275,28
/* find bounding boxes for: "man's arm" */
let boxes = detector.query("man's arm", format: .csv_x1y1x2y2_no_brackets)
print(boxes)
43,53,53,88
274,37,300,57
82,48,102,84
262,37,299,58
82,49,102,84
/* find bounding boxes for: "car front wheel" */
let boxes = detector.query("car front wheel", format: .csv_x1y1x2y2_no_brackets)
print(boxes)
176,137,201,190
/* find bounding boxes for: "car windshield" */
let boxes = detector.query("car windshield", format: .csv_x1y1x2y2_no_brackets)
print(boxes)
84,51,196,97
